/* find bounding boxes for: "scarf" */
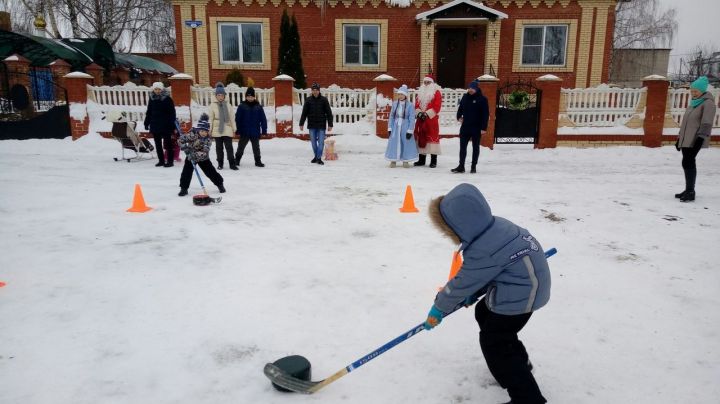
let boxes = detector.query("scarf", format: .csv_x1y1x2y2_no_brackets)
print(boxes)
217,101,229,135
690,94,705,108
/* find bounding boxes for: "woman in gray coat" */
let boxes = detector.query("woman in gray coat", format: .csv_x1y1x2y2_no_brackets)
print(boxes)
676,76,716,202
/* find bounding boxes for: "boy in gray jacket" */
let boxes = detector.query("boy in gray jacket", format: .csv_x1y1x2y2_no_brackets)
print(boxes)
424,183,550,404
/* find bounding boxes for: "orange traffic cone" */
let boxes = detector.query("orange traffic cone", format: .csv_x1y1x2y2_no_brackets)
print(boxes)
398,185,419,213
127,183,152,213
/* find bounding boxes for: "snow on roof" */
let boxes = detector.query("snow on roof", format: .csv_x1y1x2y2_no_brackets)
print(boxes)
373,74,397,81
64,71,93,78
272,74,295,81
537,74,562,81
416,0,508,20
170,73,193,80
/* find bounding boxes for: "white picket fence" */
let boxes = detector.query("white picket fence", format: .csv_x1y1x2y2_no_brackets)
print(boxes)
191,84,274,107
294,87,375,124
407,88,466,127
88,82,169,123
561,85,646,127
668,87,720,127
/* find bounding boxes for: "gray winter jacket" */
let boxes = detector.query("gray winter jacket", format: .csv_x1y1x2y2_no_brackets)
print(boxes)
433,184,551,316
678,91,716,149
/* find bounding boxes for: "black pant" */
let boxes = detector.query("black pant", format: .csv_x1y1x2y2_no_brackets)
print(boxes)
235,136,262,163
459,132,480,167
179,158,224,190
475,298,546,404
153,131,173,164
215,136,234,166
681,137,703,170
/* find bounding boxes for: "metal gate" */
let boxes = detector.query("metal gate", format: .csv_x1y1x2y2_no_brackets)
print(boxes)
494,80,541,144
0,64,71,140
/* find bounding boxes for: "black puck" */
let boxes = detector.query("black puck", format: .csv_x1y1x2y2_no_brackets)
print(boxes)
271,355,311,392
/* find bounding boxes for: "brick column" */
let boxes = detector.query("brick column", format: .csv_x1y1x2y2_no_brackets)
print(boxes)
85,63,104,86
535,74,563,149
48,59,71,89
477,74,498,150
273,74,295,137
373,74,397,139
168,73,194,131
642,75,669,148
112,66,130,85
4,54,34,118
64,72,93,140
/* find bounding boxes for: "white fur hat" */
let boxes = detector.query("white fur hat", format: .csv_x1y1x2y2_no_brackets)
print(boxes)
397,84,409,97
151,82,164,90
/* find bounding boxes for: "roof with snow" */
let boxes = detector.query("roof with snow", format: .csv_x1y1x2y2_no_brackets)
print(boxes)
416,0,508,21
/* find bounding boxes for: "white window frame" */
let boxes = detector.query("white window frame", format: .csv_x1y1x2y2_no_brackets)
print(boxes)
218,22,264,65
342,24,381,67
520,24,568,67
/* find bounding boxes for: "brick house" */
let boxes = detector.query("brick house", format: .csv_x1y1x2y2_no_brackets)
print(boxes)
172,0,615,88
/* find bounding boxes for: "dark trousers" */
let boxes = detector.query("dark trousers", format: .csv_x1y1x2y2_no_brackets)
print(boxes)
235,136,262,163
459,132,480,167
153,131,173,164
475,298,546,404
215,136,235,167
179,158,224,190
681,138,703,191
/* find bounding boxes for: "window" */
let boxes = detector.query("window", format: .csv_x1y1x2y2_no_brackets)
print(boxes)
344,24,379,66
219,23,263,64
521,25,567,66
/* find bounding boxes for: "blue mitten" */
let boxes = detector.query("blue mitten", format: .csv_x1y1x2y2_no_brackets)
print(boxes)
424,305,444,330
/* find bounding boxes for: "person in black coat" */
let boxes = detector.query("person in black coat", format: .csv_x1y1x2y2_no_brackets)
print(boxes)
299,82,333,165
452,81,489,174
144,82,177,167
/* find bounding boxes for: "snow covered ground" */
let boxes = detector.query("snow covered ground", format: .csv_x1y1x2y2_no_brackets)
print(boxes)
1,130,719,404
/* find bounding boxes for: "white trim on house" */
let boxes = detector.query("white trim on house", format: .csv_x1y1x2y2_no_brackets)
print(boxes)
415,0,508,21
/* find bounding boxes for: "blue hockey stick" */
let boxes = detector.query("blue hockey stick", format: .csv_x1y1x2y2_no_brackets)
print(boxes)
264,247,558,394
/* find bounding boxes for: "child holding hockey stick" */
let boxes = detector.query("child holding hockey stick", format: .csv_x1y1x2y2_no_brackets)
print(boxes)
424,183,551,404
178,114,226,197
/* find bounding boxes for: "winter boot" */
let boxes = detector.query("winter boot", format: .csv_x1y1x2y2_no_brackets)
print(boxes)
389,161,397,168
470,164,477,174
155,161,164,167
317,159,325,165
218,184,226,193
234,155,242,166
674,190,687,199
230,164,239,171
451,165,465,173
414,154,426,166
311,157,319,163
178,188,188,197
680,191,695,202
429,154,437,168
217,162,223,170
164,162,174,167
403,161,410,168
255,158,265,167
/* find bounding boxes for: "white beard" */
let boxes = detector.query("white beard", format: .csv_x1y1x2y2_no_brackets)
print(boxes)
417,83,440,110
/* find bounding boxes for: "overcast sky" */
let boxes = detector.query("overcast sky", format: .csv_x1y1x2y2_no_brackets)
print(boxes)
656,0,720,71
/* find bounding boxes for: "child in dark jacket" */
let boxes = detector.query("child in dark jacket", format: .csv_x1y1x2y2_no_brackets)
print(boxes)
424,183,550,404
178,114,225,196
234,87,268,167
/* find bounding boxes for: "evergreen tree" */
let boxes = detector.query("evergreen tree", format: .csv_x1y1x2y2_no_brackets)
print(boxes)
277,9,291,76
288,14,307,89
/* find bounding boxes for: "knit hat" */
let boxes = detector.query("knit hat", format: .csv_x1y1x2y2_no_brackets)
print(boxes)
245,87,256,97
311,82,321,90
468,81,479,91
215,82,226,95
151,82,164,90
396,84,409,97
195,113,210,132
690,76,709,93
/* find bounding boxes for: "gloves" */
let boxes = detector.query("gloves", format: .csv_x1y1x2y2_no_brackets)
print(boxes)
406,132,412,140
424,305,444,330
416,111,427,121
675,140,680,151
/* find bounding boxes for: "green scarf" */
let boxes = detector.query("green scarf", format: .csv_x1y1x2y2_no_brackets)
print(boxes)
690,94,705,108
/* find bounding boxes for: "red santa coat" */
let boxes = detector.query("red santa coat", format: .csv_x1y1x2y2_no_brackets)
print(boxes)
414,89,442,154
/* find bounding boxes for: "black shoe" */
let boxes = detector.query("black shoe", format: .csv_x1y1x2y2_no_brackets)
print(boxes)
178,188,188,197
413,161,425,166
680,191,695,202
230,165,239,171
414,154,427,166
311,157,318,163
255,161,265,167
218,184,226,193
316,159,324,165
451,165,465,173
164,162,174,167
674,190,687,198
217,164,223,170
155,162,164,167
429,162,437,168
429,155,437,168
234,157,241,166
470,167,477,173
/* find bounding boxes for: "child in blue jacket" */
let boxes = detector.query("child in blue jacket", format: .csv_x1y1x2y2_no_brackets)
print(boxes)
424,183,550,404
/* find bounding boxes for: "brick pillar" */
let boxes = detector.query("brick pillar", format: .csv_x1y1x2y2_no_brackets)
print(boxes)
48,59,71,89
642,75,669,148
84,63,104,86
4,54,34,118
477,74,498,150
169,73,194,130
273,74,295,137
535,74,563,149
374,74,397,139
64,72,93,140
112,66,130,85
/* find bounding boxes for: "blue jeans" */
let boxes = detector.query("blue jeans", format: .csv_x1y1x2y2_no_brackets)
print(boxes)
309,128,326,159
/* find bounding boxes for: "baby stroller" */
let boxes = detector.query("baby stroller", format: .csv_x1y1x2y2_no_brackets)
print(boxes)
106,111,155,162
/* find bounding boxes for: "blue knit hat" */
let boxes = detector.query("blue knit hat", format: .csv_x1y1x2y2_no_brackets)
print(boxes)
215,82,226,95
468,81,479,91
690,76,708,93
195,113,210,132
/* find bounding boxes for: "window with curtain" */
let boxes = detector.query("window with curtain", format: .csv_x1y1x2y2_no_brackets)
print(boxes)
219,22,263,64
344,24,379,66
521,25,568,66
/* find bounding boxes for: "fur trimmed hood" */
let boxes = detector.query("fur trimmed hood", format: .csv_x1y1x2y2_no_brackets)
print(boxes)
429,184,495,249
429,196,460,245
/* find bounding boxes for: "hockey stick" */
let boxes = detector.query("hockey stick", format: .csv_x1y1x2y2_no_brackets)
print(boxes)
264,247,558,394
174,120,221,204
